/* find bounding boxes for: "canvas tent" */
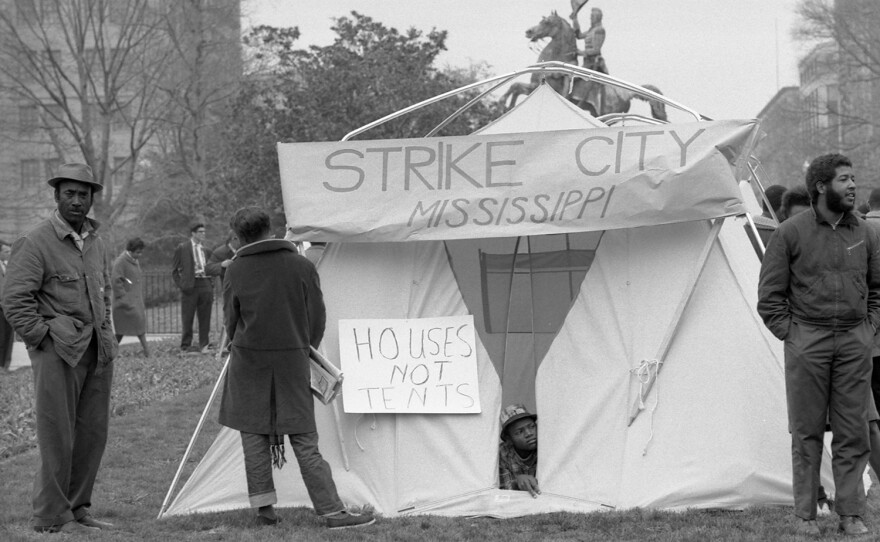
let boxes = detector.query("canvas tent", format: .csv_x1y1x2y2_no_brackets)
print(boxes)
161,82,835,519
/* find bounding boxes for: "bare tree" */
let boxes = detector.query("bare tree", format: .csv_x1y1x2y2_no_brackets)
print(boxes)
794,0,880,175
150,0,241,214
0,0,177,228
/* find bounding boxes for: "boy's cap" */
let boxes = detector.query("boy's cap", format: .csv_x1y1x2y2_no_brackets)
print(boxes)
500,404,537,436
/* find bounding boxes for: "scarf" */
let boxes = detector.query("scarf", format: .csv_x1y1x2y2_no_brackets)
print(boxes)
270,434,286,469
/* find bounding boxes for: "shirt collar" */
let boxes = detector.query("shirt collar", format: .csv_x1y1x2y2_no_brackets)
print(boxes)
51,210,97,240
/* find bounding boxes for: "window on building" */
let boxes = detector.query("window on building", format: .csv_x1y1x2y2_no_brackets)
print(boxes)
19,105,38,134
15,0,36,22
113,103,130,130
41,104,64,130
83,47,99,69
20,159,41,190
45,158,61,180
38,48,61,67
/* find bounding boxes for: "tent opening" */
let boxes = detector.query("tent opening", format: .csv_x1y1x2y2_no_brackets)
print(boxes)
445,231,602,408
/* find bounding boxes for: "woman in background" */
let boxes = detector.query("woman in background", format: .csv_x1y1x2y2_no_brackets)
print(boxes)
112,237,149,357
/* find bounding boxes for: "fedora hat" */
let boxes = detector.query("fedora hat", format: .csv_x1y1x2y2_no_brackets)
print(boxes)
47,163,103,193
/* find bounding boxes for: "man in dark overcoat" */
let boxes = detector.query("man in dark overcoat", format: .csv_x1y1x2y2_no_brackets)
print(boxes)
218,206,374,530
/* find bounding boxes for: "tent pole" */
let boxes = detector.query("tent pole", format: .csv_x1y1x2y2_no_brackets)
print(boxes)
157,354,231,519
744,212,766,258
215,326,227,362
331,400,350,470
627,218,725,426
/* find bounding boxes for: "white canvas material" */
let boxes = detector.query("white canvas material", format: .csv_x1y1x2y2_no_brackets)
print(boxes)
162,85,835,518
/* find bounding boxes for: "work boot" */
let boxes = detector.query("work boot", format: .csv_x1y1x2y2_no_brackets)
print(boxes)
792,518,820,537
838,515,868,536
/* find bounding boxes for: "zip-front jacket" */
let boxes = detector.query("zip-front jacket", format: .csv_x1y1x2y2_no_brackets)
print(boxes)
0,213,117,367
758,208,880,341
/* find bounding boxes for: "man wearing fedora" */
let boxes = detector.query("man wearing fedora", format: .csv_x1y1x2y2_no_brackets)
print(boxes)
1,162,118,533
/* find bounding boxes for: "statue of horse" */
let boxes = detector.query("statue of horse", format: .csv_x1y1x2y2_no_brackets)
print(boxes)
501,11,668,122
500,11,577,109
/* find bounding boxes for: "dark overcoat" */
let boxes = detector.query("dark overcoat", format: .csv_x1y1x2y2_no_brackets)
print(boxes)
111,251,146,335
218,239,326,435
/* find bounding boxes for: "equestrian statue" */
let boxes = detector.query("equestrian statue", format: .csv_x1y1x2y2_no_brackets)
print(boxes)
500,1,667,122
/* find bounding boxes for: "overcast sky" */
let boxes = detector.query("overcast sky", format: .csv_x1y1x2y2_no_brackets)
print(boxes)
243,0,811,121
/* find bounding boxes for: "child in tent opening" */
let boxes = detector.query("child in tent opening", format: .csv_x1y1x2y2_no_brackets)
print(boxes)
498,404,540,497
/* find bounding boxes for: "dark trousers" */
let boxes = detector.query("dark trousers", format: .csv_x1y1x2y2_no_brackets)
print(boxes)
240,431,345,516
180,279,213,349
0,306,13,369
872,355,880,423
785,320,872,520
30,334,113,528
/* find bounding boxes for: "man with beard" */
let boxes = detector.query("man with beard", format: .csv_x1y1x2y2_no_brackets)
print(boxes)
758,153,880,537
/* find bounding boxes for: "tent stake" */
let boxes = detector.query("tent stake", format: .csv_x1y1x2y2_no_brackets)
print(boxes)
157,354,230,519
627,218,725,426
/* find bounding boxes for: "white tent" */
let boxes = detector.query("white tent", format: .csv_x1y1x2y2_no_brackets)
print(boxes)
162,84,834,518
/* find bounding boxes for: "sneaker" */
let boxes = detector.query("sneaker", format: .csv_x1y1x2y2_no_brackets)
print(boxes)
838,515,868,536
325,511,375,530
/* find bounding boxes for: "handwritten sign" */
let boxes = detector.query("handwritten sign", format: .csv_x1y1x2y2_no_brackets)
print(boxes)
339,316,481,414
278,120,759,242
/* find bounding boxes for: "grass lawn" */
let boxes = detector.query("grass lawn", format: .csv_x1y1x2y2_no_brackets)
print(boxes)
1,341,880,541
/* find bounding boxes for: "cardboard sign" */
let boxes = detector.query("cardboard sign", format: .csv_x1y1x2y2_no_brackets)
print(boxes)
339,316,481,414
278,120,759,242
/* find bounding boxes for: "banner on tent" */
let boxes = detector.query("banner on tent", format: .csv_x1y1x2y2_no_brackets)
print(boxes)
339,316,481,414
278,120,759,242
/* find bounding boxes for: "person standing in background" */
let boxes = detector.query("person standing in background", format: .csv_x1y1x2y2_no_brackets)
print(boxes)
171,223,222,354
112,237,149,357
0,240,13,370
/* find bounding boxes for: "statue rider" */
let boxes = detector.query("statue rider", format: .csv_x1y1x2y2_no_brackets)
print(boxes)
571,7,607,74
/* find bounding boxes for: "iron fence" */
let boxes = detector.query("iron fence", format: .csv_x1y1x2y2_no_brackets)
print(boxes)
141,269,224,336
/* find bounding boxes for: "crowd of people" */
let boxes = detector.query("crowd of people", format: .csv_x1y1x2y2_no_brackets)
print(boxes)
3,153,880,536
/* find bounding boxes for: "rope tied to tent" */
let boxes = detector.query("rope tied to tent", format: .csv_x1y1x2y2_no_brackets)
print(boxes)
630,359,662,409
354,414,379,452
630,358,663,455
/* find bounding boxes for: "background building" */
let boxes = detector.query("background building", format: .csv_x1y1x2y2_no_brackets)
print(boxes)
0,0,242,244
756,0,880,203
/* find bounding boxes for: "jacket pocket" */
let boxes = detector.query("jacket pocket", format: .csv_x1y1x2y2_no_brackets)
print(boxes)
47,273,82,307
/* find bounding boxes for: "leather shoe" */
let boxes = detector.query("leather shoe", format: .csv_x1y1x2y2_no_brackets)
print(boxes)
34,520,100,533
78,515,115,530
838,515,869,536
793,518,820,537
256,514,281,526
